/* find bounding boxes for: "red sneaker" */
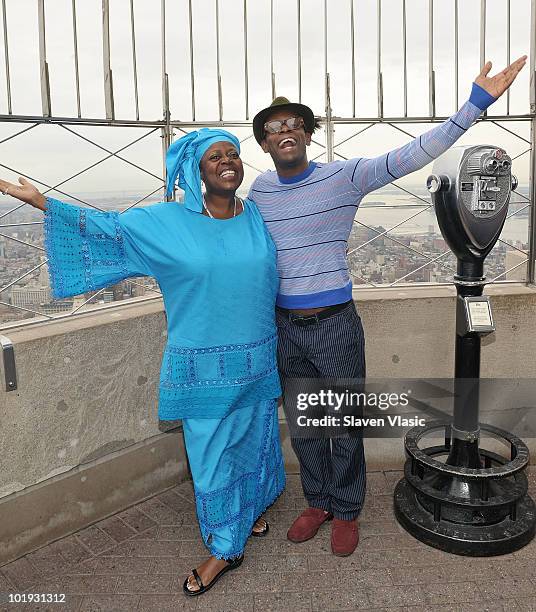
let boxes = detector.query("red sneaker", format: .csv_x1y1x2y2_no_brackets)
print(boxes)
287,507,333,543
331,518,359,556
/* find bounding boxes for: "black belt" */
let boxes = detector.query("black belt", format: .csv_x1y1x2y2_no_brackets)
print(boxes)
276,300,352,326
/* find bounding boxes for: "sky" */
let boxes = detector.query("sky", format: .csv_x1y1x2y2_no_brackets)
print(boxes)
0,0,532,195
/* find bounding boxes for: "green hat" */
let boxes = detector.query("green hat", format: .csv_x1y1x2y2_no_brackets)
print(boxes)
252,96,316,144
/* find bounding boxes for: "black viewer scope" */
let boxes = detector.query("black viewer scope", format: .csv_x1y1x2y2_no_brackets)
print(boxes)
394,145,536,556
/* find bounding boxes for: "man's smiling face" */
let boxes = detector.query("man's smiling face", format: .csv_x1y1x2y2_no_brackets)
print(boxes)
260,108,311,172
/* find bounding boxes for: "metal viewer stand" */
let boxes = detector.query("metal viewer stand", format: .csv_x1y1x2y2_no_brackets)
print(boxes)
394,145,536,556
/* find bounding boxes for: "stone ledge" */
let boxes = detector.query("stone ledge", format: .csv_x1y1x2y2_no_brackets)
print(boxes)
353,281,536,302
3,282,534,342
1,297,164,342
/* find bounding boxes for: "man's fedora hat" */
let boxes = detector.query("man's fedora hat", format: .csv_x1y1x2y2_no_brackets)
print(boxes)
252,96,317,144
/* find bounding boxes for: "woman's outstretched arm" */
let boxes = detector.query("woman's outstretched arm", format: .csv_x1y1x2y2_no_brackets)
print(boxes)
0,177,46,210
0,177,154,299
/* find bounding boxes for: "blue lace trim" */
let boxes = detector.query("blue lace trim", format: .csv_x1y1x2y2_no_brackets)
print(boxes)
166,333,276,355
161,366,277,389
44,198,64,299
161,333,277,390
157,370,282,420
44,197,130,299
206,475,285,560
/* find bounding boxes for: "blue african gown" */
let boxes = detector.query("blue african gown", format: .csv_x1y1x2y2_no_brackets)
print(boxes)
44,197,285,559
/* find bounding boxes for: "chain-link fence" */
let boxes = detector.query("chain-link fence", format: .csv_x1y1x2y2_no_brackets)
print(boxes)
0,0,534,328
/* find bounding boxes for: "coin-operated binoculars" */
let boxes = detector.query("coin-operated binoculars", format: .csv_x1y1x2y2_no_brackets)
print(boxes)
394,145,536,555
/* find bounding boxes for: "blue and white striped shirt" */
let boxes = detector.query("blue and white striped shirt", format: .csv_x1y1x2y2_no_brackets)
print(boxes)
249,84,496,308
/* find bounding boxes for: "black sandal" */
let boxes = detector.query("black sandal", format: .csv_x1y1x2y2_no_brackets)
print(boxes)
251,519,270,537
183,556,244,596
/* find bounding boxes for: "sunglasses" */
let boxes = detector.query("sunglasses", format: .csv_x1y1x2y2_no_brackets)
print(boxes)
263,116,304,135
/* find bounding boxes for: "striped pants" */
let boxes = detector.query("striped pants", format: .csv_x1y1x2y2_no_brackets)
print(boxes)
276,300,367,521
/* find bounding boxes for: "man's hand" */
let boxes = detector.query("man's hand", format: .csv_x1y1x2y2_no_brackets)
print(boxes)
475,56,527,99
0,177,47,210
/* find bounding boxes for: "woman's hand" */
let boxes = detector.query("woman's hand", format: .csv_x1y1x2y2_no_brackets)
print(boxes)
0,177,47,211
475,55,527,99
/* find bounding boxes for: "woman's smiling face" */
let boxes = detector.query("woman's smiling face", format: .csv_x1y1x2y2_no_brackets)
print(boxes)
200,142,244,195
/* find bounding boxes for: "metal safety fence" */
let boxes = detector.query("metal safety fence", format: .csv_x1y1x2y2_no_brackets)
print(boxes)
0,0,534,328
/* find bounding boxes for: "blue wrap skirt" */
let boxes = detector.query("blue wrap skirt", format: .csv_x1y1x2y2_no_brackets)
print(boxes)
182,398,285,559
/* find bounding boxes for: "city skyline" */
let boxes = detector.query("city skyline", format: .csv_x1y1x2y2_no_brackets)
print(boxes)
0,187,530,325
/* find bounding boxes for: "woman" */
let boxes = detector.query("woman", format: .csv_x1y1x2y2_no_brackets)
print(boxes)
0,128,285,596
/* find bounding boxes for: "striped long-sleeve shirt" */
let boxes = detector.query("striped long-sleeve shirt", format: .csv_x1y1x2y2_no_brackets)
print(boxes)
249,83,496,309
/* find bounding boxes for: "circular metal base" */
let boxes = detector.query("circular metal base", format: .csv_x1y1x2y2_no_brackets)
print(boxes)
394,477,536,556
395,420,536,556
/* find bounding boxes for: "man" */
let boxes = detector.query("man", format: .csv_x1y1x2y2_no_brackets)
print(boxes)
248,56,526,556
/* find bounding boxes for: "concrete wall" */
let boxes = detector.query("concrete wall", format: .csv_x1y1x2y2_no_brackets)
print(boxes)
360,283,536,379
1,300,167,499
356,283,536,471
1,284,536,562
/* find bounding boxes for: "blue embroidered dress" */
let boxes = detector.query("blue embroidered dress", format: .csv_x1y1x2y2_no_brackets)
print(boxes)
44,196,285,558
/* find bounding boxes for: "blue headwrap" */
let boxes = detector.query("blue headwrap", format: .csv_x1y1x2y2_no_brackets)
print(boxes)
165,128,241,213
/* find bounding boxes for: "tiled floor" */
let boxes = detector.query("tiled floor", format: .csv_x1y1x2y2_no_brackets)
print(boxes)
2,469,536,611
